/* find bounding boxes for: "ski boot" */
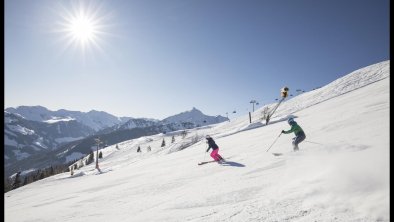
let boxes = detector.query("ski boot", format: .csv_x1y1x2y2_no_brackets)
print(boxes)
292,140,299,152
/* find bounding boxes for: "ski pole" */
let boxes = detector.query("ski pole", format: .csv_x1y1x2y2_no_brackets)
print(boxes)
266,132,282,152
304,140,324,146
202,145,208,162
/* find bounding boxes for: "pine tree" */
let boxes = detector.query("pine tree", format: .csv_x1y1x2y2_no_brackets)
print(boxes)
64,164,70,172
261,107,269,121
87,150,94,165
12,172,21,189
26,174,34,185
4,178,12,193
33,170,41,181
23,177,28,186
39,171,45,180
161,138,166,147
171,136,175,143
181,130,187,139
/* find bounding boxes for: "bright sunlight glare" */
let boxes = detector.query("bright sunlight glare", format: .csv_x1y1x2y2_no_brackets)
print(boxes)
69,15,96,43
64,8,100,48
54,0,113,58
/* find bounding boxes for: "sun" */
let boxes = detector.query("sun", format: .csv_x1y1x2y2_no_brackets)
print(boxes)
68,14,96,44
55,1,112,57
62,6,101,49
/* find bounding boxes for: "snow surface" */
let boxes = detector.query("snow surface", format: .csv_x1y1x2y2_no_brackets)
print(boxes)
33,137,48,149
55,136,85,144
4,61,389,222
8,125,35,135
43,116,76,124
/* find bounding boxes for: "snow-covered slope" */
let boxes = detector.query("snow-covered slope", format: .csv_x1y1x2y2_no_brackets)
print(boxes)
4,60,389,221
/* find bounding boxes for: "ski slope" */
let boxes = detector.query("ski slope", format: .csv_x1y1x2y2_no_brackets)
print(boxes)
5,60,390,222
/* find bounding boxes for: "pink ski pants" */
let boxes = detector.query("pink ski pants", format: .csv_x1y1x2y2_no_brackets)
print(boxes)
210,148,222,161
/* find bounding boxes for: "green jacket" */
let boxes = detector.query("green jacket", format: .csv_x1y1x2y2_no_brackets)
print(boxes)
283,122,304,136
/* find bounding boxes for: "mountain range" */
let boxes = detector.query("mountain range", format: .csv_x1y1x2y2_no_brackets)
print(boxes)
4,107,228,177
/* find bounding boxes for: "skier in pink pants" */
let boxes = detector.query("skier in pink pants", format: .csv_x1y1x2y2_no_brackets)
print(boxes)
205,135,224,162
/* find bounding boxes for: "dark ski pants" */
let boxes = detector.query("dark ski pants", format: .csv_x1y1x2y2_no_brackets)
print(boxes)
292,133,306,150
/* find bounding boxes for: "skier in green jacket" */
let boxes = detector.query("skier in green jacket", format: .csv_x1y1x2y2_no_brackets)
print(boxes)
282,117,306,151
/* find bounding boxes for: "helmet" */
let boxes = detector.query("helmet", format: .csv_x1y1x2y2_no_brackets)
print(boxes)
205,135,211,139
287,118,295,125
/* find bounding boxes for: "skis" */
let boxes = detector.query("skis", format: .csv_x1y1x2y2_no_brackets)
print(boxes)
198,159,226,165
198,155,229,165
198,160,217,165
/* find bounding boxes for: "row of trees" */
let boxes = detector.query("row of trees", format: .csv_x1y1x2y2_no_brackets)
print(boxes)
69,150,104,175
70,151,103,171
4,161,73,193
136,132,189,153
5,150,104,193
136,137,168,152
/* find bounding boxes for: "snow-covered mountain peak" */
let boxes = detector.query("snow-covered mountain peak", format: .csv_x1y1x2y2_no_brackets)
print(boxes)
4,107,131,131
161,107,228,126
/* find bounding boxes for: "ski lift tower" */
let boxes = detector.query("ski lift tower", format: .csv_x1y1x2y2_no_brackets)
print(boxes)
250,100,258,112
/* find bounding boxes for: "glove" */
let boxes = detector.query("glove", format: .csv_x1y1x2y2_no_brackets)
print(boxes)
281,130,285,133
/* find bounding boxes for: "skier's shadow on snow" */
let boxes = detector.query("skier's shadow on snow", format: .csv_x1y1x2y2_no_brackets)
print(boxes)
221,161,245,167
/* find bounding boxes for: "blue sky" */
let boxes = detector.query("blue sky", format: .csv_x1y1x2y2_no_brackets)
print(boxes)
5,0,389,120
